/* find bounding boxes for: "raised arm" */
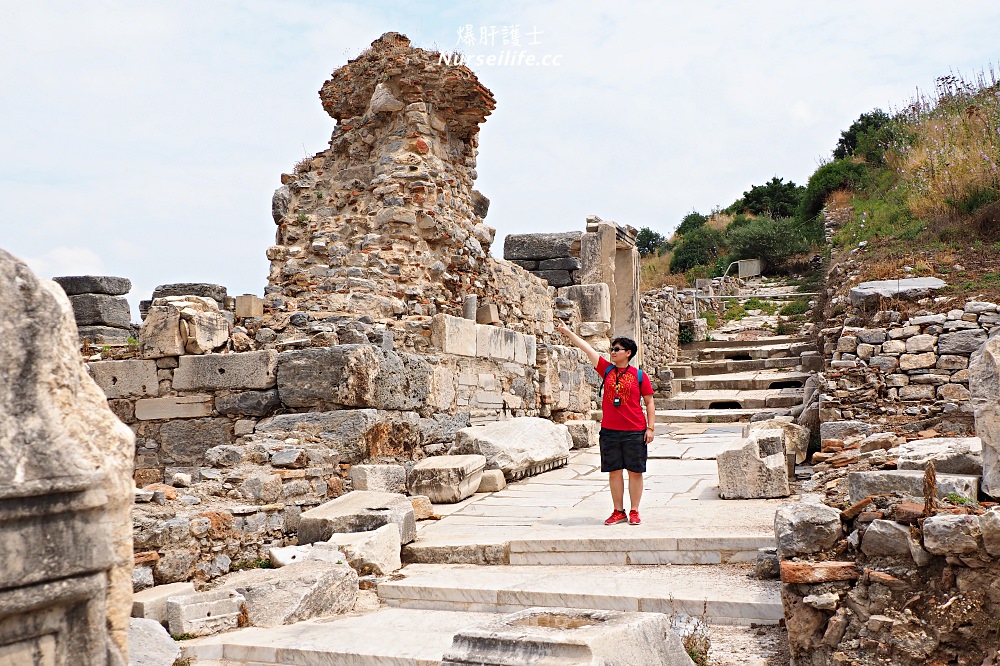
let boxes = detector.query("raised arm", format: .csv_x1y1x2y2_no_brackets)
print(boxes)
555,323,601,367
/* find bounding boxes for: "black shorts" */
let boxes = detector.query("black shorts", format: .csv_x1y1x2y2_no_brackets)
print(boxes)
599,428,647,473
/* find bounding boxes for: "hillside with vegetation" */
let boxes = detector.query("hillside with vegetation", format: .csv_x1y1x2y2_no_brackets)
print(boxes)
640,69,1000,306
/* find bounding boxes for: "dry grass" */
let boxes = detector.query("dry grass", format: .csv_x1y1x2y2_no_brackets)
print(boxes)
888,71,1000,221
706,213,734,233
640,251,689,290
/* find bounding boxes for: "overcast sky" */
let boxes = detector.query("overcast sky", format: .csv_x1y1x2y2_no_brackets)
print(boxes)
2,1,998,319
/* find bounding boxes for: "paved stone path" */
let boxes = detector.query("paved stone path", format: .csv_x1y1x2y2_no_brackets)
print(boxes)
183,423,791,665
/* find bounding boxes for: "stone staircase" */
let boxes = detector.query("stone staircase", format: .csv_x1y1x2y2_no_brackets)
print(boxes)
656,334,817,423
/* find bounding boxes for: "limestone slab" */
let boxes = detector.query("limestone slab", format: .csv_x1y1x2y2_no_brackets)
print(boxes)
89,359,159,399
430,314,477,357
165,588,246,637
298,490,416,545
135,395,214,420
847,470,980,503
131,582,197,625
172,350,278,390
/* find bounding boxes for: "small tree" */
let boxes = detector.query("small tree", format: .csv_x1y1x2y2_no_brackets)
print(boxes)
833,110,894,165
635,227,667,257
726,216,808,272
669,226,726,273
730,177,805,219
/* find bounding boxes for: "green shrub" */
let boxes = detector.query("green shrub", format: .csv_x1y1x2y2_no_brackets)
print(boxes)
797,159,871,226
946,186,1000,215
676,211,708,236
678,326,695,345
779,299,810,316
725,216,808,272
670,226,726,273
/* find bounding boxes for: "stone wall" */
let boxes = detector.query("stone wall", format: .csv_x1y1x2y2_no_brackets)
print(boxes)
639,287,685,393
777,497,1000,665
816,301,997,433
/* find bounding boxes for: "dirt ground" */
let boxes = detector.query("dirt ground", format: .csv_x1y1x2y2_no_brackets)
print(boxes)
707,623,790,666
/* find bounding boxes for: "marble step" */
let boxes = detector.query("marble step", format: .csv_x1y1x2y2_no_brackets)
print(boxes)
378,563,784,626
658,388,804,410
682,335,811,350
682,370,810,392
181,608,501,666
654,408,785,423
684,356,800,376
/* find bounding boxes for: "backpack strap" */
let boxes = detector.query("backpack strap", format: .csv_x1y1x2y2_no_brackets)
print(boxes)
599,366,645,397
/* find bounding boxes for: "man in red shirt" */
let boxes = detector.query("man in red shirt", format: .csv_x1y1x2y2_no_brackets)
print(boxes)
556,324,655,525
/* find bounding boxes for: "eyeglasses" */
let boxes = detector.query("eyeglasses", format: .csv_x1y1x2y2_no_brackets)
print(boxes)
610,347,625,352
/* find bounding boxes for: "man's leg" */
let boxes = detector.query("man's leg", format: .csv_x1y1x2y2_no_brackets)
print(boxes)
627,470,643,510
609,469,625,510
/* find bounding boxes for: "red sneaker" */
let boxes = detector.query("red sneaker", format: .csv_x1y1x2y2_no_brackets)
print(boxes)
604,509,627,525
629,510,641,525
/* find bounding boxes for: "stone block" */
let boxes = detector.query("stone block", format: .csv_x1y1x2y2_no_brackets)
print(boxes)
819,421,873,441
899,352,937,371
256,409,418,464
139,305,185,359
131,582,196,625
718,434,789,499
899,384,936,401
857,328,887,345
88,359,159,399
503,232,581,260
939,330,988,355
78,325,132,344
441,608,691,666
477,469,506,492
905,334,937,353
235,294,264,318
165,588,245,637
558,283,611,323
158,418,233,466
409,496,434,520
430,314,477,356
849,277,946,308
53,275,132,296
860,519,912,558
847,470,979,503
298,490,416,545
578,321,611,337
476,324,517,362
173,350,278,391
183,310,230,354
216,389,281,417
327,523,402,575
350,464,407,493
407,455,487,503
540,257,581,271
217,561,358,627
534,269,573,286
747,419,809,464
476,303,500,325
450,417,572,481
277,346,430,411
565,419,599,449
979,508,1000,557
896,437,983,475
135,395,214,420
773,503,842,558
922,514,982,555
68,293,132,327
780,561,860,584
152,283,227,305
128,617,179,665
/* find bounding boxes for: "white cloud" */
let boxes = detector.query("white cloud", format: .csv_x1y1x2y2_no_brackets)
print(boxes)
23,246,106,279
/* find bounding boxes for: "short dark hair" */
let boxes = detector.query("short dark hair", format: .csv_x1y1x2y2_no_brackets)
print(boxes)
611,337,638,362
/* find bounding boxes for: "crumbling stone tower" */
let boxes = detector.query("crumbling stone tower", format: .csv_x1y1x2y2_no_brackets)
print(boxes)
267,32,544,327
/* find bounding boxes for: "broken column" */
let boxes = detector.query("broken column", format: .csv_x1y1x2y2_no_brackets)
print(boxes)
1,250,135,663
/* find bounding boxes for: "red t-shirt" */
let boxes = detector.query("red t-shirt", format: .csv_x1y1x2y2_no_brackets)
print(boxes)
596,357,653,431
